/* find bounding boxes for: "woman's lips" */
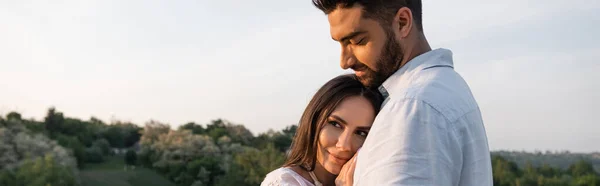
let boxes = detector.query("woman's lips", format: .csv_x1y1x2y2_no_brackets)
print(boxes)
329,153,350,165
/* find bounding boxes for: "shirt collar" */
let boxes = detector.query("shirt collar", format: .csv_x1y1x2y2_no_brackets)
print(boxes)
378,48,454,97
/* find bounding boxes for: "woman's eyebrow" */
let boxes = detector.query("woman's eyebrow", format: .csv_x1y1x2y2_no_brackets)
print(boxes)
330,115,372,130
356,126,371,131
329,115,347,125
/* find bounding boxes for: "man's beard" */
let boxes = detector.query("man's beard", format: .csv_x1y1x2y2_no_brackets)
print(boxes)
356,30,403,89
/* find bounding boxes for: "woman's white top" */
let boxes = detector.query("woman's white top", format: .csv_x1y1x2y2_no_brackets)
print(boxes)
260,167,317,186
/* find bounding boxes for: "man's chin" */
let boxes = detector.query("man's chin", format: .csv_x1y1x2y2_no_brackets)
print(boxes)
356,76,369,86
355,76,374,88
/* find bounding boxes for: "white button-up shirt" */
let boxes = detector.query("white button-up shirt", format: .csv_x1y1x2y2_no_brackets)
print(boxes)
353,48,493,186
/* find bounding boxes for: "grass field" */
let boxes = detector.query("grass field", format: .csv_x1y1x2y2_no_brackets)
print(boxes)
80,155,175,186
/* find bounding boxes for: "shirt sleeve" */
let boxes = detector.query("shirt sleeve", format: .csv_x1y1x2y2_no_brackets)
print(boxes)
261,168,307,186
353,98,463,186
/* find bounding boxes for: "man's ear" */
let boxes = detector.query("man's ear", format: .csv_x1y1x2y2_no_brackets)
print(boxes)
393,7,413,39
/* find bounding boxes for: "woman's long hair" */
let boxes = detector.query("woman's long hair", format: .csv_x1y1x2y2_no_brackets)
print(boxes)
282,73,384,171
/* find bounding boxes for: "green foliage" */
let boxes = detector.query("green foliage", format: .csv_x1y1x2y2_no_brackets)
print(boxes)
3,112,46,134
100,122,142,149
492,151,600,173
571,174,600,186
233,144,286,185
191,156,224,185
0,169,16,186
23,108,145,168
7,108,600,186
62,118,94,146
492,155,600,186
103,125,126,148
44,107,65,137
56,134,87,168
84,146,105,163
251,126,296,152
179,122,205,135
206,121,228,142
0,119,80,186
570,160,598,177
493,156,521,186
125,150,137,166
179,119,256,146
23,120,46,134
137,149,154,167
79,155,176,186
8,154,80,186
539,164,560,177
92,138,112,156
137,120,292,186
6,112,22,121
213,167,248,186
124,127,142,148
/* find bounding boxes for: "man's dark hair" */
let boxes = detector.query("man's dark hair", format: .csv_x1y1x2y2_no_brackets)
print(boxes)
312,0,423,31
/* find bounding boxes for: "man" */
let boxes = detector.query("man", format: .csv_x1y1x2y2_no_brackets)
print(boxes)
311,0,493,185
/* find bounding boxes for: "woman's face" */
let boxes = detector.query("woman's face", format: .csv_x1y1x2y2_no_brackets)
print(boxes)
316,95,376,175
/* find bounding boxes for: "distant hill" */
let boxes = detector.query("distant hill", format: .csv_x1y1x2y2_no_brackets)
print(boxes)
492,150,600,173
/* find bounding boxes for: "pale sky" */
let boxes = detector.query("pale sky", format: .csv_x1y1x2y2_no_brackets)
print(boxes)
1,0,599,152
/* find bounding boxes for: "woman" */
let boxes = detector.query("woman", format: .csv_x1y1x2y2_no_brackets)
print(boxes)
261,74,384,186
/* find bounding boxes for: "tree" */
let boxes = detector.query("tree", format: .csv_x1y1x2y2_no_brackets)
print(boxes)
6,112,22,121
225,124,254,146
102,125,125,148
571,174,600,186
55,134,86,168
84,146,104,163
61,118,95,146
272,132,293,153
138,121,171,167
538,164,559,177
492,155,520,186
139,120,170,147
185,156,224,185
125,149,137,166
14,154,80,186
139,125,222,186
44,107,65,136
205,120,228,141
97,121,142,149
179,122,205,135
91,138,111,156
0,118,80,185
569,160,597,177
282,125,297,137
233,144,285,185
0,169,16,186
124,126,142,148
0,127,19,170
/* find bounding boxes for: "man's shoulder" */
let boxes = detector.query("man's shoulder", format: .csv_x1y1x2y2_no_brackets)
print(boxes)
386,66,479,122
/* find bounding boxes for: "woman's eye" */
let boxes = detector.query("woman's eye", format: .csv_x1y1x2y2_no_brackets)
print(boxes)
329,121,342,128
356,131,368,137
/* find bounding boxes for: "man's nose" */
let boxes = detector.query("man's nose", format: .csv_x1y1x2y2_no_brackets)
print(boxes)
340,46,356,70
336,130,353,152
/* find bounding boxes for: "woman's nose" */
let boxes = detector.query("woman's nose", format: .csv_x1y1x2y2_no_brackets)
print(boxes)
335,130,353,152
